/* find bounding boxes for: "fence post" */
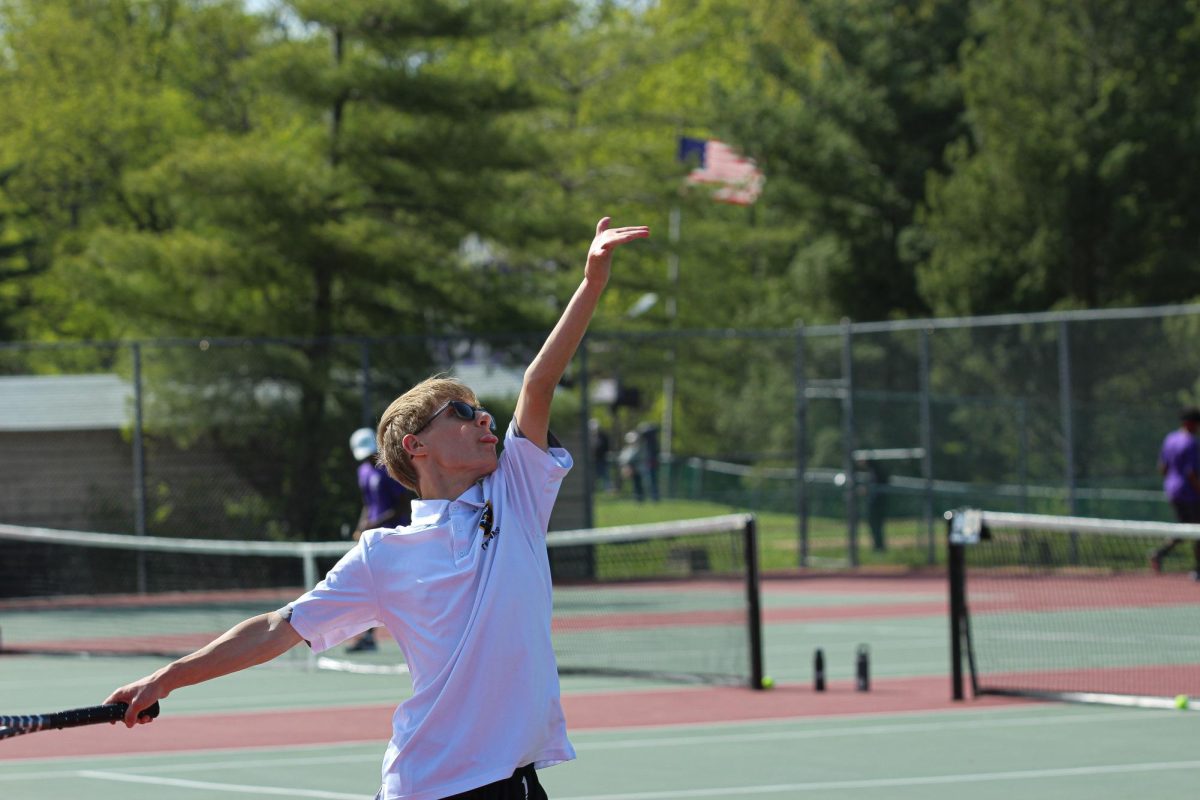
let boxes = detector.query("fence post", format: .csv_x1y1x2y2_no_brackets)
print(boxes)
919,327,935,565
793,320,808,567
1057,320,1077,516
841,318,858,566
1018,397,1030,513
131,342,147,594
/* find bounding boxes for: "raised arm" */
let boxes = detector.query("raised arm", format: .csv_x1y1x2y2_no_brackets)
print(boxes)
104,610,303,727
515,217,649,449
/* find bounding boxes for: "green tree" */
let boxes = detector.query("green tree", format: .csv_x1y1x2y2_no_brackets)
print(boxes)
0,0,208,341
0,0,587,536
720,0,968,326
917,0,1200,315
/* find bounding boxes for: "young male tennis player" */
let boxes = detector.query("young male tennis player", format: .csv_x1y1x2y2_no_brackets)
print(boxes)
105,217,650,800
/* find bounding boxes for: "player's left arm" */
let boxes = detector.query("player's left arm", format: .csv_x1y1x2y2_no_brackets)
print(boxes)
515,216,648,449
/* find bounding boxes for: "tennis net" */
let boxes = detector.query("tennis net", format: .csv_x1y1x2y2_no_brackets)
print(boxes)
0,514,763,688
947,509,1200,708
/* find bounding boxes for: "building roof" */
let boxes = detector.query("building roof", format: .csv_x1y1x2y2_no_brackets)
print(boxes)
450,361,525,399
0,374,132,432
0,360,526,434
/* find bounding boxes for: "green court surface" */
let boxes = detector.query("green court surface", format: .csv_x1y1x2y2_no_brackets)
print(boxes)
3,575,1198,799
4,705,1197,799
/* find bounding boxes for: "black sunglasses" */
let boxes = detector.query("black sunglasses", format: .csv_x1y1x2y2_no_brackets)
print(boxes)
413,399,496,434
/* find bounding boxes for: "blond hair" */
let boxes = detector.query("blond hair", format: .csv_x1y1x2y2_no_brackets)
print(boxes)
376,376,478,491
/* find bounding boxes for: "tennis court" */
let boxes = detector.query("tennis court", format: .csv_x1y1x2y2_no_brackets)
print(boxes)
4,573,1198,799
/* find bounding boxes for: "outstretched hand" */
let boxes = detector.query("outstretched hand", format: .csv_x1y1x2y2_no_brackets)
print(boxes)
585,217,650,283
105,678,166,728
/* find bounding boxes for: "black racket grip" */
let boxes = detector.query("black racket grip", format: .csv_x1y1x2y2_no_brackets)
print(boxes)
59,701,161,729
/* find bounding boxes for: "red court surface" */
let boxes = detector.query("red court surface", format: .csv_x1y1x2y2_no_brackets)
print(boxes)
0,675,1029,761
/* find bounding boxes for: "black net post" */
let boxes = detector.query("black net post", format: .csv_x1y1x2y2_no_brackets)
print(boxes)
947,511,967,701
744,515,765,690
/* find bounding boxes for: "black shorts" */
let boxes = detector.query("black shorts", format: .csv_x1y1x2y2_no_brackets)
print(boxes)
1171,500,1200,524
376,765,547,800
442,765,546,800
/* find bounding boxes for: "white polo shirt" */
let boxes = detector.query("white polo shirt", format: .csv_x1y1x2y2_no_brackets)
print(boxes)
286,424,575,800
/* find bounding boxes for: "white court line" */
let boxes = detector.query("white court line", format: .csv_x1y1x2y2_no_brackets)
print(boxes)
557,759,1200,800
1,708,1165,783
0,747,375,783
76,752,373,775
79,770,366,799
574,708,1184,750
566,703,1153,739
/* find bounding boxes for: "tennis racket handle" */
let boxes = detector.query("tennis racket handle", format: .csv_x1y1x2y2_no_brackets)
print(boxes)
62,701,161,728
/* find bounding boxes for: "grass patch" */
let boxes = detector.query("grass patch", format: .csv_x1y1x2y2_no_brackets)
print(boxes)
593,496,944,570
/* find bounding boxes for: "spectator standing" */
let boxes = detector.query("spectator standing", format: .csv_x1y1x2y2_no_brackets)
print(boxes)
1152,407,1200,580
346,426,414,651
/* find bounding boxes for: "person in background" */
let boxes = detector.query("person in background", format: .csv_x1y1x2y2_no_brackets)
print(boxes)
588,418,612,492
1152,407,1200,580
345,426,414,652
863,457,888,553
618,429,646,501
635,422,661,502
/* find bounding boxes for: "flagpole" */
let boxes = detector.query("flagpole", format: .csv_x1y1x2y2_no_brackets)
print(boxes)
667,135,762,496
662,205,680,483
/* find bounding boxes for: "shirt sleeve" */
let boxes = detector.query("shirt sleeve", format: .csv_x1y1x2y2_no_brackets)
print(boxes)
499,422,573,536
286,540,381,653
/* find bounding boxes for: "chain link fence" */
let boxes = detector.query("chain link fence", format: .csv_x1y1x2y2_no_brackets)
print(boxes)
2,303,1197,567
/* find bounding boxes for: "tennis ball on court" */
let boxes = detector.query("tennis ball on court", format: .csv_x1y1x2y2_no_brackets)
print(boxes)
1175,694,1190,710
761,676,775,690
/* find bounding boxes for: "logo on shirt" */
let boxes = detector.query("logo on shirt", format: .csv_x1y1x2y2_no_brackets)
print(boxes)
479,501,500,549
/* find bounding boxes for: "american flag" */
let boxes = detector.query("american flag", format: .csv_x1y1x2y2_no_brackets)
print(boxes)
678,137,764,206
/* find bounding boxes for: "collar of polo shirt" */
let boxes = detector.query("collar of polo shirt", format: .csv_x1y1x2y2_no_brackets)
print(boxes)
408,479,487,526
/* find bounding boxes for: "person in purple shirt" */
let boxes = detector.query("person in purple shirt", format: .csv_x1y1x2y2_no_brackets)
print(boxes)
352,427,413,534
347,426,413,650
1152,407,1200,580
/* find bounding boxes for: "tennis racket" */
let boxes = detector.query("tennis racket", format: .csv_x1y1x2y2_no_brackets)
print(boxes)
0,701,160,740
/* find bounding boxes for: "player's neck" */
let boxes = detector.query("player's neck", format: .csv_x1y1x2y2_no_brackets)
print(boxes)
418,468,492,502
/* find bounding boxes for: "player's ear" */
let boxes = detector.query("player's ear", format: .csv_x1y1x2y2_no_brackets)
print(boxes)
402,433,423,457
